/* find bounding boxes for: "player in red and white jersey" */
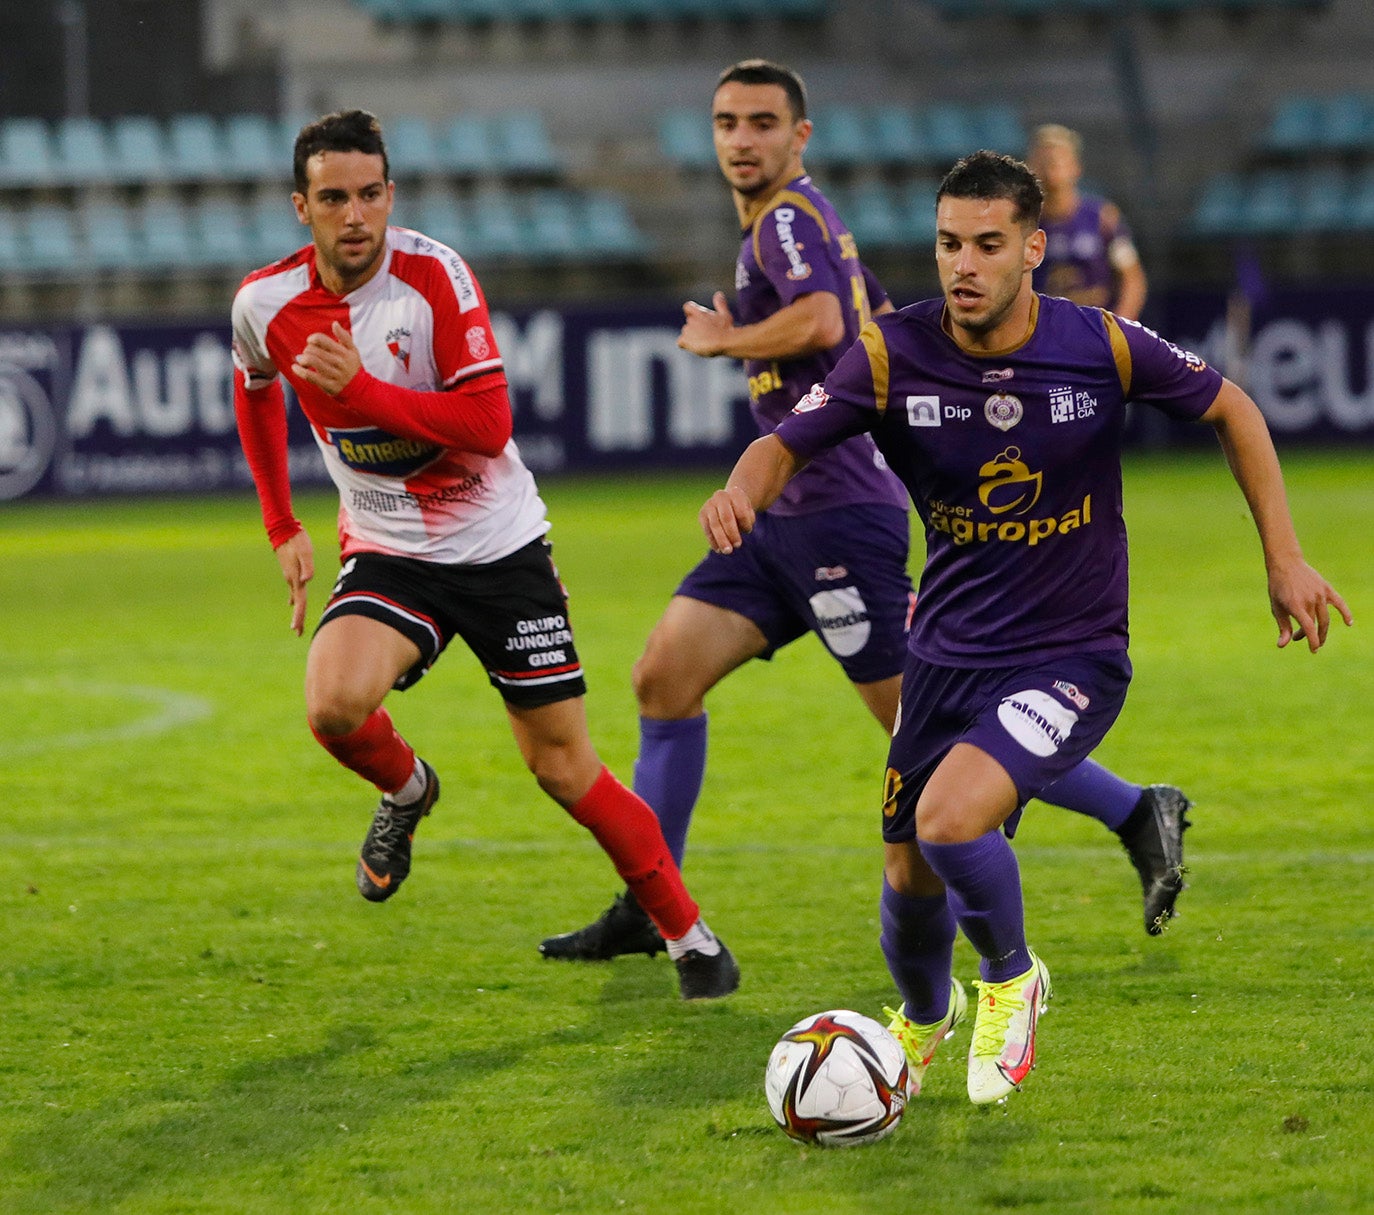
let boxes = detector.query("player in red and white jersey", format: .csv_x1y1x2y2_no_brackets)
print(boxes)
230,109,738,1000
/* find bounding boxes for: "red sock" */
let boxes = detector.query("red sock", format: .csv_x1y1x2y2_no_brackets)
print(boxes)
310,708,415,793
567,766,700,939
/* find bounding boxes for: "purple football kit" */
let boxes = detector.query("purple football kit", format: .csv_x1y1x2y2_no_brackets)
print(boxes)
775,294,1223,840
677,174,912,680
1033,194,1132,305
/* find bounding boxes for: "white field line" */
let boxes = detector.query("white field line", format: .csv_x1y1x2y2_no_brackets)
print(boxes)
6,680,214,758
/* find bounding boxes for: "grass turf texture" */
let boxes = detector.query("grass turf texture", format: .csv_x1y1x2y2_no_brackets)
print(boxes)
1,452,1370,1214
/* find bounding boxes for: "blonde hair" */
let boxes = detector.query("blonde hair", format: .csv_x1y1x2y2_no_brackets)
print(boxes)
1031,124,1083,155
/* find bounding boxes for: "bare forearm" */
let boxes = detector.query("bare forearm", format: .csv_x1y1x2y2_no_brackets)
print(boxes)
700,435,805,554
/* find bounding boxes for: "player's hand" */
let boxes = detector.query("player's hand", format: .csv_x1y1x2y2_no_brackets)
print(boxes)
1268,558,1352,652
678,291,735,357
699,485,755,554
294,322,362,396
274,530,315,636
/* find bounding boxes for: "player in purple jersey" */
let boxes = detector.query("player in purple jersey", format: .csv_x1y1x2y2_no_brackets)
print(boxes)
541,61,1193,969
702,150,1350,1104
1029,124,1147,321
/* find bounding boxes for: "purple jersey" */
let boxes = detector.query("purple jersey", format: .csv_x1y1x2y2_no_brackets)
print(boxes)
775,294,1223,666
1033,194,1133,306
734,175,908,516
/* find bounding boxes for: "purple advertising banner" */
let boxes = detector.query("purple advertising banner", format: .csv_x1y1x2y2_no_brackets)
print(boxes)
2,290,1370,502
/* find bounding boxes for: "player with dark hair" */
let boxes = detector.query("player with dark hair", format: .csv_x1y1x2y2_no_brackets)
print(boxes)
700,149,1350,1102
230,109,738,1000
1029,124,1148,321
540,63,1192,967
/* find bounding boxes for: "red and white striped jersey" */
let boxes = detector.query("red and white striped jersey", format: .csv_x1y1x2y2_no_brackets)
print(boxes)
231,226,548,564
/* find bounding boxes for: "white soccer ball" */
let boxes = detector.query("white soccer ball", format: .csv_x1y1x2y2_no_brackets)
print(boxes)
764,1009,909,1147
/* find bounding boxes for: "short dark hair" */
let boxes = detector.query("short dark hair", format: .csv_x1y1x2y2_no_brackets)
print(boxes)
937,149,1044,230
715,58,808,123
293,109,390,194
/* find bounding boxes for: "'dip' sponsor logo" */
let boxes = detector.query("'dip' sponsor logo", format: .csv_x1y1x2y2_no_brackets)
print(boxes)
328,426,442,477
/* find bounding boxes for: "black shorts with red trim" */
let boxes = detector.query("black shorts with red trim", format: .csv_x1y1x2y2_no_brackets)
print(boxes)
316,540,587,708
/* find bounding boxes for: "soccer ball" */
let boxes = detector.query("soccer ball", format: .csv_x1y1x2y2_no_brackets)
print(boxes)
764,1009,909,1147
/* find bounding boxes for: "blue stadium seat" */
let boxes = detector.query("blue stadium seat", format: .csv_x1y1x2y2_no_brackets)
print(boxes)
658,108,715,170
806,104,868,169
900,179,940,244
386,115,443,177
1294,165,1349,232
224,114,283,179
167,114,226,181
1314,93,1373,153
109,116,170,184
412,187,474,252
845,182,904,250
1261,95,1321,156
1189,172,1246,236
439,114,497,176
0,208,23,268
579,192,647,255
52,117,113,186
81,199,143,270
195,197,256,268
491,110,560,175
248,190,306,263
976,103,1026,155
0,118,56,188
923,103,981,164
1239,170,1299,234
1345,167,1374,230
871,104,929,167
22,204,82,273
138,196,200,269
526,190,584,257
470,191,526,257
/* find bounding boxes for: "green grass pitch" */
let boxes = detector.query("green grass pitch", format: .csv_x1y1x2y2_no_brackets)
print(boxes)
1,452,1370,1214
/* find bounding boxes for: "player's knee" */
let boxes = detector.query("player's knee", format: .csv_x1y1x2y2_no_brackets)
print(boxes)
527,745,596,809
913,792,968,845
305,686,373,738
632,650,697,717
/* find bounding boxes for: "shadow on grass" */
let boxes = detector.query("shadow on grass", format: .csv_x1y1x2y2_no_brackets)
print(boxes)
4,1022,524,1210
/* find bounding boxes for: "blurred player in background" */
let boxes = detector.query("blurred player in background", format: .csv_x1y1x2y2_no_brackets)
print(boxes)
1029,123,1148,321
230,109,738,1000
700,149,1350,1103
540,60,1190,967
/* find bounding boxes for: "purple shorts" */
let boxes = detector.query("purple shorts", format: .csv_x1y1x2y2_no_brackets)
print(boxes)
675,503,914,685
881,649,1132,843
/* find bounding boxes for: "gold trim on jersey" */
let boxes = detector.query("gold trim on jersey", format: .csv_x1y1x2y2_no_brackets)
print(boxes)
858,320,890,417
1101,310,1133,396
939,293,1041,357
751,188,833,268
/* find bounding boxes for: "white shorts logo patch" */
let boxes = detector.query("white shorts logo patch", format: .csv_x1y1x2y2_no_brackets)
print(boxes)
997,689,1079,757
808,587,871,658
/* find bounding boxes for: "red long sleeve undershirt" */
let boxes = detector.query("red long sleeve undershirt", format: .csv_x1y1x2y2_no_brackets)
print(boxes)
233,370,514,548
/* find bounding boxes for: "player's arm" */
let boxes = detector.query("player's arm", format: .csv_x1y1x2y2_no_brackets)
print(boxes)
294,322,511,456
678,290,844,360
700,434,806,554
1201,378,1352,651
1103,202,1147,321
232,373,314,635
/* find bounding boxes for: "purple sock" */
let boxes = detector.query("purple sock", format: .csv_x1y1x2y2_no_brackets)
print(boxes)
919,833,1032,983
879,878,956,1024
1039,759,1141,830
632,714,708,866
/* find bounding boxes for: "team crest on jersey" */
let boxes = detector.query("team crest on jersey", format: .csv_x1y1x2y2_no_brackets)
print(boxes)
984,392,1023,431
982,367,1014,384
386,327,412,372
466,325,491,360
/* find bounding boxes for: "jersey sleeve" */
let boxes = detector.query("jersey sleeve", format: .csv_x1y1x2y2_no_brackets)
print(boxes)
861,262,889,312
774,319,887,458
1107,313,1222,421
230,287,278,391
423,247,506,389
753,196,847,310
